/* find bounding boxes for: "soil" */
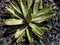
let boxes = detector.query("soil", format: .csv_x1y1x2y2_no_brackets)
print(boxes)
0,0,60,45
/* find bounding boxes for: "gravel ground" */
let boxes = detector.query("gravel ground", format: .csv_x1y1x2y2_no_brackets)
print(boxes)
0,0,60,45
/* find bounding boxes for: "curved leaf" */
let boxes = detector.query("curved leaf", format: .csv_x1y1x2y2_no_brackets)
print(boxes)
36,23,52,31
32,12,56,23
11,2,22,14
29,23,44,37
15,28,25,39
27,0,34,9
33,5,52,17
26,28,34,43
20,0,28,18
4,19,24,25
5,6,21,19
33,0,40,15
16,31,25,43
18,0,33,23
15,26,27,43
40,25,52,31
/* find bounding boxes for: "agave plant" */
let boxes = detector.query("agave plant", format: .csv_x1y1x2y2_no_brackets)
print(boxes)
3,0,56,44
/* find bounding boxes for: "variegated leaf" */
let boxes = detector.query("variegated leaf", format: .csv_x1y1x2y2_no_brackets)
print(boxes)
27,0,34,9
40,25,52,31
5,6,21,19
33,0,40,15
36,23,52,30
15,28,25,39
4,19,24,25
11,2,22,14
29,23,44,37
26,28,34,43
33,5,52,17
16,31,25,43
20,0,28,18
32,12,56,23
